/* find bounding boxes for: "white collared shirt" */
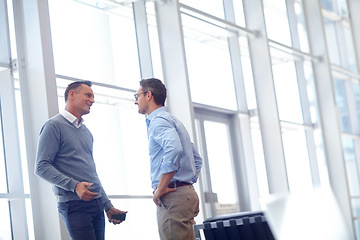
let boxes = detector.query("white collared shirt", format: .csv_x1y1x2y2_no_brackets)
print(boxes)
60,110,84,128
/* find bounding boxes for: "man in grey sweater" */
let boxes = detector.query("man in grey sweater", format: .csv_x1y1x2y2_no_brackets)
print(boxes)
35,81,126,240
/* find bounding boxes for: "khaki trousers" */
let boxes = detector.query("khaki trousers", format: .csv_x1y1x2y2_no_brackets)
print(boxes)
157,185,200,240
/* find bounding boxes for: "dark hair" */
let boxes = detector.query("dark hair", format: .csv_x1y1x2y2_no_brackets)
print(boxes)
64,81,92,102
139,78,166,106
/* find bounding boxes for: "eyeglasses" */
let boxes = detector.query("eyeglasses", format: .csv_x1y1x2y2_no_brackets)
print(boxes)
134,91,148,101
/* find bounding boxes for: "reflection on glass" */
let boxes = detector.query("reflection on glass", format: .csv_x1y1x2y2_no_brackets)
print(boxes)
49,0,140,89
353,83,360,124
182,14,237,110
106,199,158,239
342,137,360,196
333,78,350,132
344,27,358,72
263,0,292,46
323,17,341,65
0,200,12,239
204,121,238,215
303,61,318,123
294,1,310,53
250,119,269,197
282,128,312,192
272,61,303,123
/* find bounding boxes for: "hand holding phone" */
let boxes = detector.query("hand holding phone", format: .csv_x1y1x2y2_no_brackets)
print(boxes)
111,213,126,221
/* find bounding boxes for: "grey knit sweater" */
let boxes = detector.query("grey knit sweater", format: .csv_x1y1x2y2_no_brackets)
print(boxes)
35,114,112,211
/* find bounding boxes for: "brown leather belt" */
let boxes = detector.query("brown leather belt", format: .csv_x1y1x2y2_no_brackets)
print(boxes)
167,181,191,188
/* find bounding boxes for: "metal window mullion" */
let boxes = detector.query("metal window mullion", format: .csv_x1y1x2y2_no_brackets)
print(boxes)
0,0,28,238
344,78,359,134
194,114,216,218
0,70,28,240
304,128,321,187
133,0,153,78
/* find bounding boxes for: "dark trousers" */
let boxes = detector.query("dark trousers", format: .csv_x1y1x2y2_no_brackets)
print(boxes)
58,198,105,240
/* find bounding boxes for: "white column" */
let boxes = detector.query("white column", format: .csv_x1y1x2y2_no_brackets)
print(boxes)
242,0,289,194
12,0,64,239
302,0,355,237
154,0,195,139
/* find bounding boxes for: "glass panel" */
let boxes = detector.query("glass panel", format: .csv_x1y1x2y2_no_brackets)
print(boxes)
57,80,150,196
342,137,360,196
333,78,351,132
26,199,35,240
323,17,341,66
204,121,239,215
294,1,310,53
355,220,360,240
352,198,360,218
282,128,312,192
239,37,257,110
49,0,140,89
314,129,330,186
106,199,157,239
263,0,292,46
272,60,304,123
353,83,360,125
0,104,7,193
145,2,163,80
233,0,246,27
321,0,334,11
182,14,237,110
303,61,319,124
179,0,225,19
344,27,358,72
250,119,269,197
0,200,12,239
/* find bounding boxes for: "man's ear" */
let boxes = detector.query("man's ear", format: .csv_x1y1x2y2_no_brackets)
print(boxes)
68,90,75,101
146,91,152,101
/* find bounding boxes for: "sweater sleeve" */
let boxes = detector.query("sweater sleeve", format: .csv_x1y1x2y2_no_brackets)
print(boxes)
34,122,79,192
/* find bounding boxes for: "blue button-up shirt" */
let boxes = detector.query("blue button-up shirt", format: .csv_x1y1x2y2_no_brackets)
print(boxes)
146,107,202,189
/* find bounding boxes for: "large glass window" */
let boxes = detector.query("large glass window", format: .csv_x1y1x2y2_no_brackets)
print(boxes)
49,0,141,89
181,11,237,110
334,77,351,132
0,200,12,240
263,0,292,46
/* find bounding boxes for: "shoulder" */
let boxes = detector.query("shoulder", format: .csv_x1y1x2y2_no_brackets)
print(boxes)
40,114,68,134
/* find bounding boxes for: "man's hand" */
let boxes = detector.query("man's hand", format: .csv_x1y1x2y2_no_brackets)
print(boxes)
106,207,128,225
75,182,98,201
153,187,177,206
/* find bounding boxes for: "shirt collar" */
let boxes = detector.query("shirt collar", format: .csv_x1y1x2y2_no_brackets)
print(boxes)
60,109,84,128
146,106,168,122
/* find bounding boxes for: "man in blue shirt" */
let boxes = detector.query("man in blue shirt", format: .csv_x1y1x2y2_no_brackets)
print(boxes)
135,78,202,240
35,81,126,240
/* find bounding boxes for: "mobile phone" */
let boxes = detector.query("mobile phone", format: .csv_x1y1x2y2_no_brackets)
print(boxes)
111,213,126,221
